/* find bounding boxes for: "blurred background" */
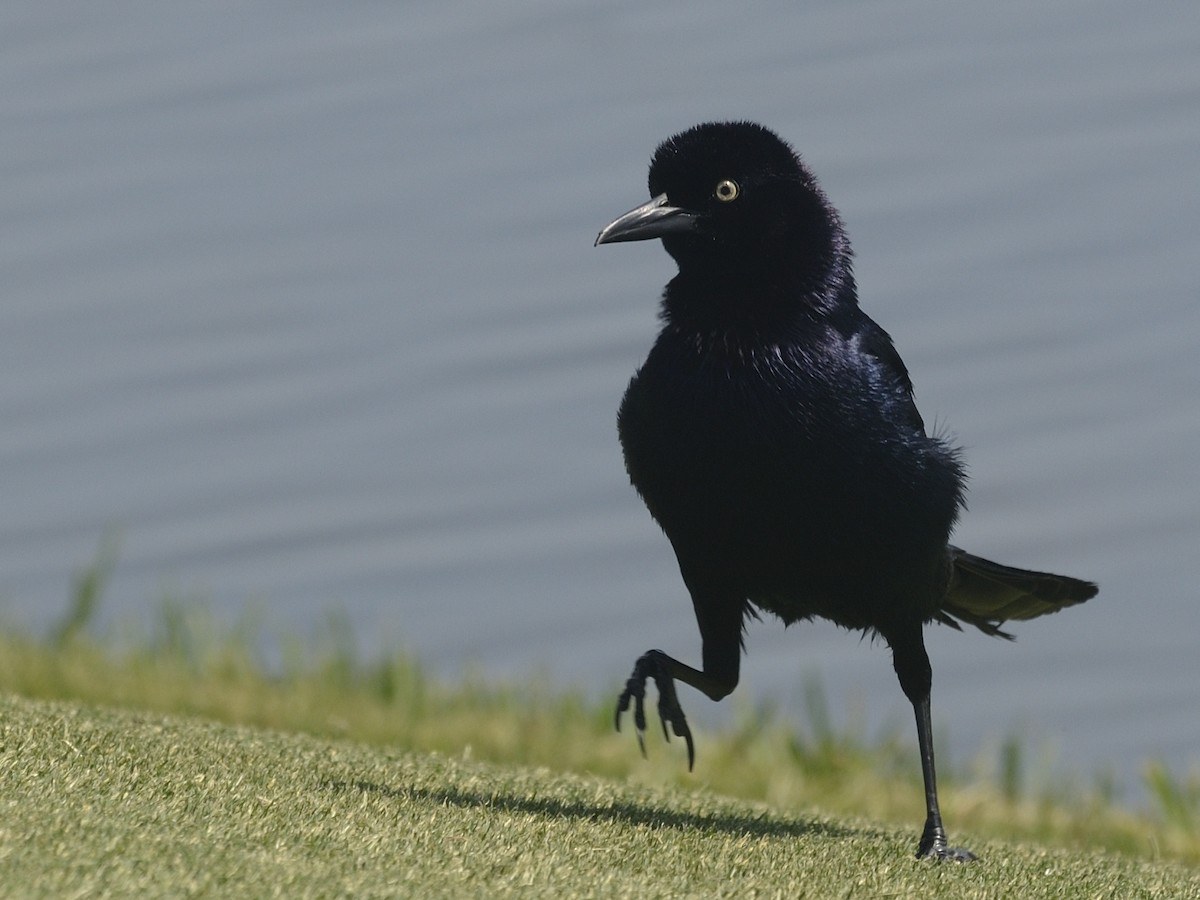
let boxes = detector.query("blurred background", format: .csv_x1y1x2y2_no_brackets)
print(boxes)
2,2,1197,805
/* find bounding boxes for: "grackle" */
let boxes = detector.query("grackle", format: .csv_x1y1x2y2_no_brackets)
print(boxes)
595,121,1097,861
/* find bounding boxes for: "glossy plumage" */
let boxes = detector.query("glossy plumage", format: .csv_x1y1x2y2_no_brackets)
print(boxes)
596,122,1097,860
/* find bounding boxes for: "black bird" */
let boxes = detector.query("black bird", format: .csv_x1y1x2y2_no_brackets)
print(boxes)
595,121,1097,861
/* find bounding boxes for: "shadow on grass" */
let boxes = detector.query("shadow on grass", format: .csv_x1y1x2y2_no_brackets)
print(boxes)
323,778,863,842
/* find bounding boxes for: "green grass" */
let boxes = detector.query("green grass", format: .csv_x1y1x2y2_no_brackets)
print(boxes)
0,548,1198,894
3,693,1198,899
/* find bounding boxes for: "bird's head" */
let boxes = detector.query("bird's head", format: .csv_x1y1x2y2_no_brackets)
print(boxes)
596,122,848,294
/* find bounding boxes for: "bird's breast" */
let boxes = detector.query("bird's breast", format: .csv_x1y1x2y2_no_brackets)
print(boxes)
619,341,843,534
618,334,960,586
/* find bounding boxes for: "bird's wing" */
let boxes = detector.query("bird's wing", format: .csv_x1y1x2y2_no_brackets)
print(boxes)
851,314,926,434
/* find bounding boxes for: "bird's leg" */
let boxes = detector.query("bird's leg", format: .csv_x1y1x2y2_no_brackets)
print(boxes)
615,650,698,768
616,583,742,769
912,693,976,861
889,624,977,862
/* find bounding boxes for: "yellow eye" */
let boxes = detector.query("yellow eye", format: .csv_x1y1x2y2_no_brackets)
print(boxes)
714,179,740,202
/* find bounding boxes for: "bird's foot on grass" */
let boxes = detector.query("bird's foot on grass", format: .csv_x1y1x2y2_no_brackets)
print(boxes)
614,650,695,770
916,822,977,862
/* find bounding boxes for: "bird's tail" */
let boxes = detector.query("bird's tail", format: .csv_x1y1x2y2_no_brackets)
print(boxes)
934,547,1098,639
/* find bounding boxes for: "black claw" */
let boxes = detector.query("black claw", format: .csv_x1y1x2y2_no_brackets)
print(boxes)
614,670,644,732
614,651,695,769
916,826,977,862
615,664,649,758
917,845,977,863
655,677,694,770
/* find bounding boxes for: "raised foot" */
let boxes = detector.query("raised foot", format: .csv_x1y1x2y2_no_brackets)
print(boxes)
614,650,695,769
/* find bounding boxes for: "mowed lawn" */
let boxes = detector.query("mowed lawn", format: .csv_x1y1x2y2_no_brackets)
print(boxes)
2,693,1198,899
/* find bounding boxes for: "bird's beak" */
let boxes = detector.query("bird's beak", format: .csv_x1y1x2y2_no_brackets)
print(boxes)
595,193,699,246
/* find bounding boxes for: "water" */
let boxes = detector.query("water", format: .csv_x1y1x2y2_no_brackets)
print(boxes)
3,2,1198,805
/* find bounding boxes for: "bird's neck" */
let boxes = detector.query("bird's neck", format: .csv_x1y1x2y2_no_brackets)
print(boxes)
660,264,854,346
